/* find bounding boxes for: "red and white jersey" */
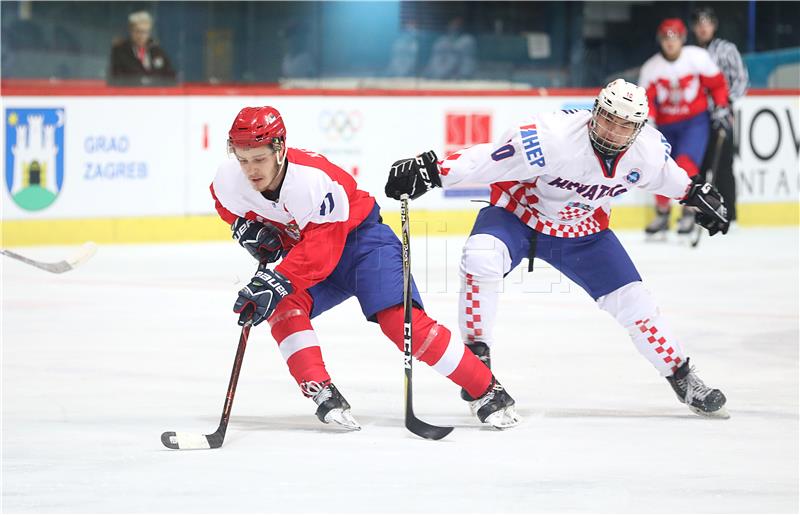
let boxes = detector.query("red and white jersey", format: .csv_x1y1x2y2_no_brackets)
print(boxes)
638,46,729,126
211,148,375,291
438,110,692,238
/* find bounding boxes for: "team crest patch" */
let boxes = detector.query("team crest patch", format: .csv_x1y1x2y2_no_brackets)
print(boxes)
625,169,641,184
5,108,65,211
557,201,593,221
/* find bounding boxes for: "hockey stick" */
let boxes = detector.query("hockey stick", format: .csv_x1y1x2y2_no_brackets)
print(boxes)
161,320,252,450
400,195,454,441
690,127,727,248
1,241,97,273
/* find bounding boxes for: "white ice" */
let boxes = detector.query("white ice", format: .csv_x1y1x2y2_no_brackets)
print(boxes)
2,227,798,513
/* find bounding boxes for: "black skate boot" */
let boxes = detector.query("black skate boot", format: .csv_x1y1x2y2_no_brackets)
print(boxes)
460,341,491,401
645,206,670,240
666,358,729,418
306,381,361,430
676,206,697,235
469,376,521,429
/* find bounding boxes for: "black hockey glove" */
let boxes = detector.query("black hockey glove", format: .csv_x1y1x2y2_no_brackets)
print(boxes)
711,105,733,132
233,266,293,326
680,182,730,236
232,217,283,265
385,150,442,200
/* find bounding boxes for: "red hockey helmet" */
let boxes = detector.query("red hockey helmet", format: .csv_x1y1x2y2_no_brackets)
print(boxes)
228,106,286,149
657,18,687,40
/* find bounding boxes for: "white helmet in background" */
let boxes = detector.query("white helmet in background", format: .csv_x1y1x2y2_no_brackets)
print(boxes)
589,79,649,155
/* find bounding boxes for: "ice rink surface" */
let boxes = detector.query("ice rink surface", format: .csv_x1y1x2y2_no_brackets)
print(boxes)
2,227,798,514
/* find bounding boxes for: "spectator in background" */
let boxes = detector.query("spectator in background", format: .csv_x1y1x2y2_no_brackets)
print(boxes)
425,16,477,80
638,18,730,238
281,18,316,79
386,19,420,77
110,11,176,84
692,6,749,225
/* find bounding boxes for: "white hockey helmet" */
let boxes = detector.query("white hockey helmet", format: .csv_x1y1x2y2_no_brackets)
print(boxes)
589,79,649,155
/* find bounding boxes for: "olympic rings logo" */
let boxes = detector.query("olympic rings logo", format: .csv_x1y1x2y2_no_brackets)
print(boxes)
318,110,363,142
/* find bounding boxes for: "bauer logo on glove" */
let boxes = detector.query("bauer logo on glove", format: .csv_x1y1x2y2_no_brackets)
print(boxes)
233,267,293,326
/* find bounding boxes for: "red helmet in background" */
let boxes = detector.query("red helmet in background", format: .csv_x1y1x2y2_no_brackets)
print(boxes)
657,18,687,40
228,106,286,149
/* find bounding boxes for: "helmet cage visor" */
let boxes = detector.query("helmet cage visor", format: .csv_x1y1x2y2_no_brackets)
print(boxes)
589,101,644,155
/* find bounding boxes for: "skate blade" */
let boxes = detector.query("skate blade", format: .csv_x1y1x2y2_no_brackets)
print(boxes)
645,232,668,242
484,407,522,429
323,408,362,430
690,405,730,419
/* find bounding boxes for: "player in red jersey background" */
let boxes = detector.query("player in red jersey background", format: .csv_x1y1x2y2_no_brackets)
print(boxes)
639,18,730,237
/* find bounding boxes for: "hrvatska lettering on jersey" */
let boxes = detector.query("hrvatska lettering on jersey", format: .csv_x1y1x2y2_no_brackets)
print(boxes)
547,178,628,201
437,110,693,238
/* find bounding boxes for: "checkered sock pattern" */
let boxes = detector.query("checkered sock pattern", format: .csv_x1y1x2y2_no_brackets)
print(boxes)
629,317,685,376
463,273,482,343
458,274,500,348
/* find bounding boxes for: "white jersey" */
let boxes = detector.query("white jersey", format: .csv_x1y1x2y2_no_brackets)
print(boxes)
438,110,692,238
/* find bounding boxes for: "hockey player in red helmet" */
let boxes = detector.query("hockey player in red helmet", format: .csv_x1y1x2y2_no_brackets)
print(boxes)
639,18,730,238
210,106,521,431
386,79,730,418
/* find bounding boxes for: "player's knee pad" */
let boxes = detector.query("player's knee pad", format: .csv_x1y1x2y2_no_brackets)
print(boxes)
376,306,457,373
596,281,659,328
269,290,314,343
460,233,511,280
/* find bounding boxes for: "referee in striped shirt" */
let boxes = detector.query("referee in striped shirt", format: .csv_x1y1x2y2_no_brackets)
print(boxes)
692,6,749,224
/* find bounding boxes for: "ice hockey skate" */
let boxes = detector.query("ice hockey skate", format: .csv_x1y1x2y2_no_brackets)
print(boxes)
460,341,491,401
307,381,362,430
676,206,697,235
469,377,521,429
666,358,729,418
645,207,670,241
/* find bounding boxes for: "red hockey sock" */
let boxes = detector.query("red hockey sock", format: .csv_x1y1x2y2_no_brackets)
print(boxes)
269,290,330,395
376,305,491,398
655,195,671,211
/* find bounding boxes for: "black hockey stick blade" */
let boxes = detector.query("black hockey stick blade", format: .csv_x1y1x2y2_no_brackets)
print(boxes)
406,413,454,441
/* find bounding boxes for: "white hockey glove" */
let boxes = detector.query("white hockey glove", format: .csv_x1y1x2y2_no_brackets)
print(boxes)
711,106,733,132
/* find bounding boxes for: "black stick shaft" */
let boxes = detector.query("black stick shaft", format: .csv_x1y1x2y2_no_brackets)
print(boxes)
399,195,454,440
215,321,252,440
400,196,415,421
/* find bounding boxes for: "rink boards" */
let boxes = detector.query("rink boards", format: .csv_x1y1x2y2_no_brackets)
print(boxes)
1,88,798,245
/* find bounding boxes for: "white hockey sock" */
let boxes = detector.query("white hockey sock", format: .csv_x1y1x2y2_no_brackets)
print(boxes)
597,282,686,376
458,234,511,347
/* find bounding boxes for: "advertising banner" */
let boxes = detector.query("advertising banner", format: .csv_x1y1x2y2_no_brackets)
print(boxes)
3,93,797,221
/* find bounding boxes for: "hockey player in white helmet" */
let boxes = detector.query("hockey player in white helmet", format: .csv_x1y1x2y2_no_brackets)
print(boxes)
386,79,730,418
